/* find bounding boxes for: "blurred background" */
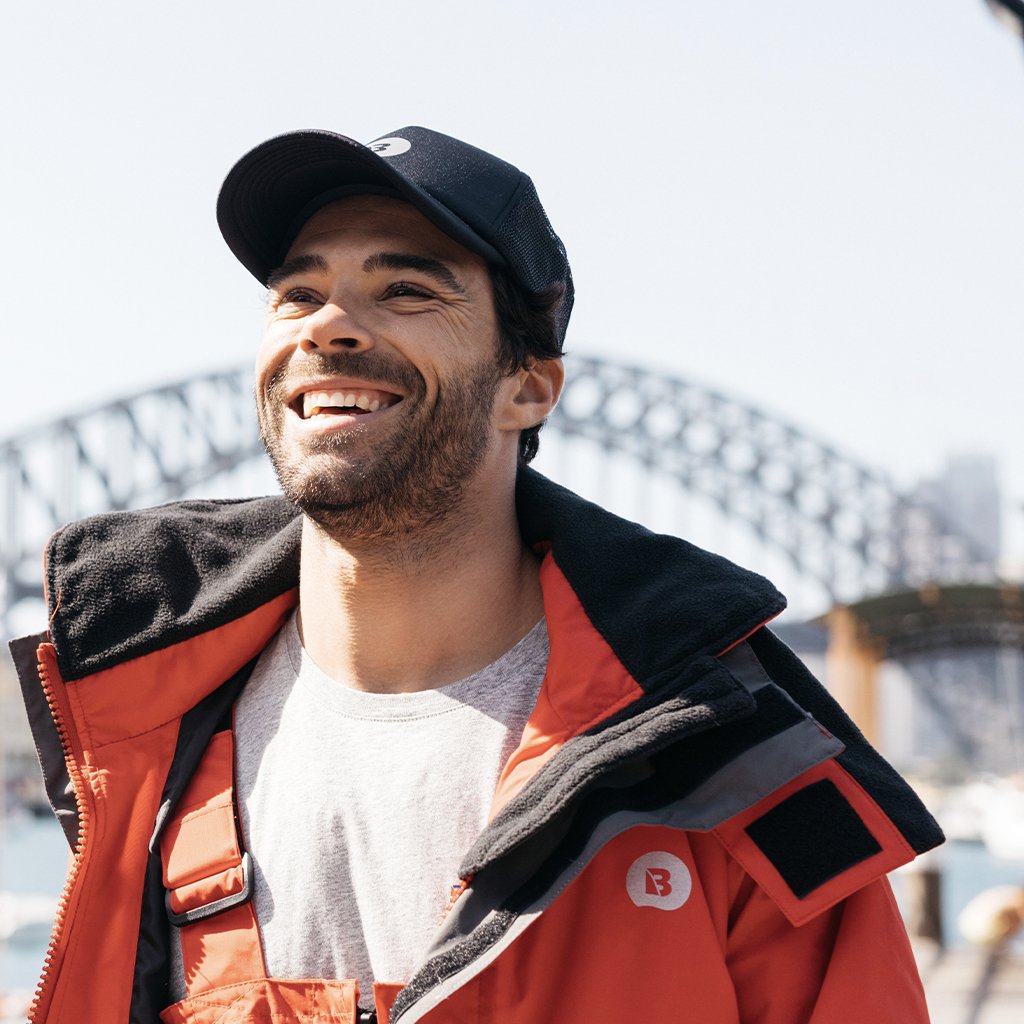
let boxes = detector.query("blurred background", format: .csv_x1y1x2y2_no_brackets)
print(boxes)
2,0,1024,1019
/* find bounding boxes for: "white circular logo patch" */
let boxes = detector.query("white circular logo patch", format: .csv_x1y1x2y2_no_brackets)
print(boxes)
368,137,411,157
626,852,692,911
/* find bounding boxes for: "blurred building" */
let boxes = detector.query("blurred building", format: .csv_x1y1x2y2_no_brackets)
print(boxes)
916,454,1002,572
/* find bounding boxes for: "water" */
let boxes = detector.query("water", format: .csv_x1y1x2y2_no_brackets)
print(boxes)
2,817,1023,998
938,841,1024,944
0,815,69,1003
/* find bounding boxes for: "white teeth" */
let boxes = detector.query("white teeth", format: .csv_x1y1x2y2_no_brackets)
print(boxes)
301,387,394,418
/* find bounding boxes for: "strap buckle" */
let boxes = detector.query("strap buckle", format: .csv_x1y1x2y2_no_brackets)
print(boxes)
165,851,254,928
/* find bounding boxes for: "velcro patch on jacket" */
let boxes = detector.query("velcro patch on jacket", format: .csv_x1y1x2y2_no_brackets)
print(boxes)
743,779,882,898
713,759,916,926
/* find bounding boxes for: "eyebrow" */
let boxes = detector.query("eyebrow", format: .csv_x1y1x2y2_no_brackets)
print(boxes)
265,250,468,296
266,254,329,292
362,252,466,294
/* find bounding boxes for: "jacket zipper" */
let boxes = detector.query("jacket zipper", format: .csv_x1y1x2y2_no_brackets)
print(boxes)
438,877,471,925
26,649,90,1024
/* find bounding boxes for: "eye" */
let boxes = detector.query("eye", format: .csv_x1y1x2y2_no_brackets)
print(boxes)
280,286,322,305
268,286,324,315
381,281,433,300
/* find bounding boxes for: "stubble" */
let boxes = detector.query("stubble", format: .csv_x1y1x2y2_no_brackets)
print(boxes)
258,350,503,545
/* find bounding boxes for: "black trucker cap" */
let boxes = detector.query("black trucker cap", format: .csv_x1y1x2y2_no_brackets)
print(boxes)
217,126,574,346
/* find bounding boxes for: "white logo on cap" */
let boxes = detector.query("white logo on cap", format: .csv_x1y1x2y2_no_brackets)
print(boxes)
626,852,691,911
368,137,411,158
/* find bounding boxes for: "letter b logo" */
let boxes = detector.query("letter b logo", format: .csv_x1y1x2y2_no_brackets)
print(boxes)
645,867,673,897
627,852,691,910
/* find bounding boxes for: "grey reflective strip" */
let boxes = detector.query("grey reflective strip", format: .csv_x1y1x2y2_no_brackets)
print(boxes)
654,717,843,831
719,640,775,694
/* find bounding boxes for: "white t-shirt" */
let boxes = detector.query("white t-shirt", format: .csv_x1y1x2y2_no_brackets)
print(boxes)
169,612,549,1005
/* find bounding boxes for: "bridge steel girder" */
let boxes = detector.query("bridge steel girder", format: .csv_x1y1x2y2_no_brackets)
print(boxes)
0,357,992,633
1,367,264,628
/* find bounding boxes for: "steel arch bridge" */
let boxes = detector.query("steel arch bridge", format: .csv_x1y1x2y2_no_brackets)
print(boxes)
0,356,990,631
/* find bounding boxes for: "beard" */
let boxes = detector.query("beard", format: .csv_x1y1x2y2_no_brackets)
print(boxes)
258,349,503,544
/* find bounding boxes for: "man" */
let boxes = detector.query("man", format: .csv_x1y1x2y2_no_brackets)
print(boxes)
11,126,940,1023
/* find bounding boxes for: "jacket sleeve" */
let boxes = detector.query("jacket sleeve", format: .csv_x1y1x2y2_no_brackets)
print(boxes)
725,868,930,1023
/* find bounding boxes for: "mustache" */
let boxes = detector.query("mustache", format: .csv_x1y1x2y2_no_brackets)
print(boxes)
266,351,425,399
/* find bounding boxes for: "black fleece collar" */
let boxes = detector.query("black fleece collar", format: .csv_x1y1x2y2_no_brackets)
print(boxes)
40,468,784,686
516,471,786,690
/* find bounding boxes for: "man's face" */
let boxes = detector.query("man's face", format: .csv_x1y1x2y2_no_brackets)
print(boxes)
256,195,508,542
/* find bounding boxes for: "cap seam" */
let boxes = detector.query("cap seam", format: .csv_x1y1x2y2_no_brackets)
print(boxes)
488,172,532,234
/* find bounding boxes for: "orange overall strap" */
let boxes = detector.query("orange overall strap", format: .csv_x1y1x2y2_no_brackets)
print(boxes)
160,728,265,995
373,981,404,1024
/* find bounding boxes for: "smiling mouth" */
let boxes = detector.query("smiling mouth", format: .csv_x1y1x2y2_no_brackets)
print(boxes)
298,388,403,420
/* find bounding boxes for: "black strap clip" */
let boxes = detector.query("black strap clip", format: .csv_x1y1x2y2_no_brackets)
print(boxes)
165,851,254,927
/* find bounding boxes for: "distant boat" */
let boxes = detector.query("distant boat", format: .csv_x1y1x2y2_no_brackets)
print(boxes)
935,777,1024,861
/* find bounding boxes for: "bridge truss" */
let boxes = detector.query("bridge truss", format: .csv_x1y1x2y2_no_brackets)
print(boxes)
1,368,263,616
0,356,993,633
550,356,991,601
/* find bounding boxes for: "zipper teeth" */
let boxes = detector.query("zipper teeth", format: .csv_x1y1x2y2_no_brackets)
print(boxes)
395,876,475,1024
436,876,472,926
26,654,90,1024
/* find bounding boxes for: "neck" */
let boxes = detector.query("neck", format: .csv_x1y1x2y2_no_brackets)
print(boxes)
296,477,545,693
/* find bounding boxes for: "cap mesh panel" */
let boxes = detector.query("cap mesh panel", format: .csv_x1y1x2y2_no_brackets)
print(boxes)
492,184,574,344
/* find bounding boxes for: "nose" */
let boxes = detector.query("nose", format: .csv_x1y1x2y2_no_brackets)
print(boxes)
297,299,374,354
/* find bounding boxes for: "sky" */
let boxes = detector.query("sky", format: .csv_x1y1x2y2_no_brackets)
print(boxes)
2,0,1023,574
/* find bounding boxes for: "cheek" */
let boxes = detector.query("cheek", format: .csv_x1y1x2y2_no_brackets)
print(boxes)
424,310,501,371
254,325,291,388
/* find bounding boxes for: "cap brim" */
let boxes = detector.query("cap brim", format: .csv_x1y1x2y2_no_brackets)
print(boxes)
217,129,503,283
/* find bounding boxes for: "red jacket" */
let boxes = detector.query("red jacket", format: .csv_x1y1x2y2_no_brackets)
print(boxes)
10,469,940,1022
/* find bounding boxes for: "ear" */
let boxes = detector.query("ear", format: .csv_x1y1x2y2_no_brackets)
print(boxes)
494,358,565,432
